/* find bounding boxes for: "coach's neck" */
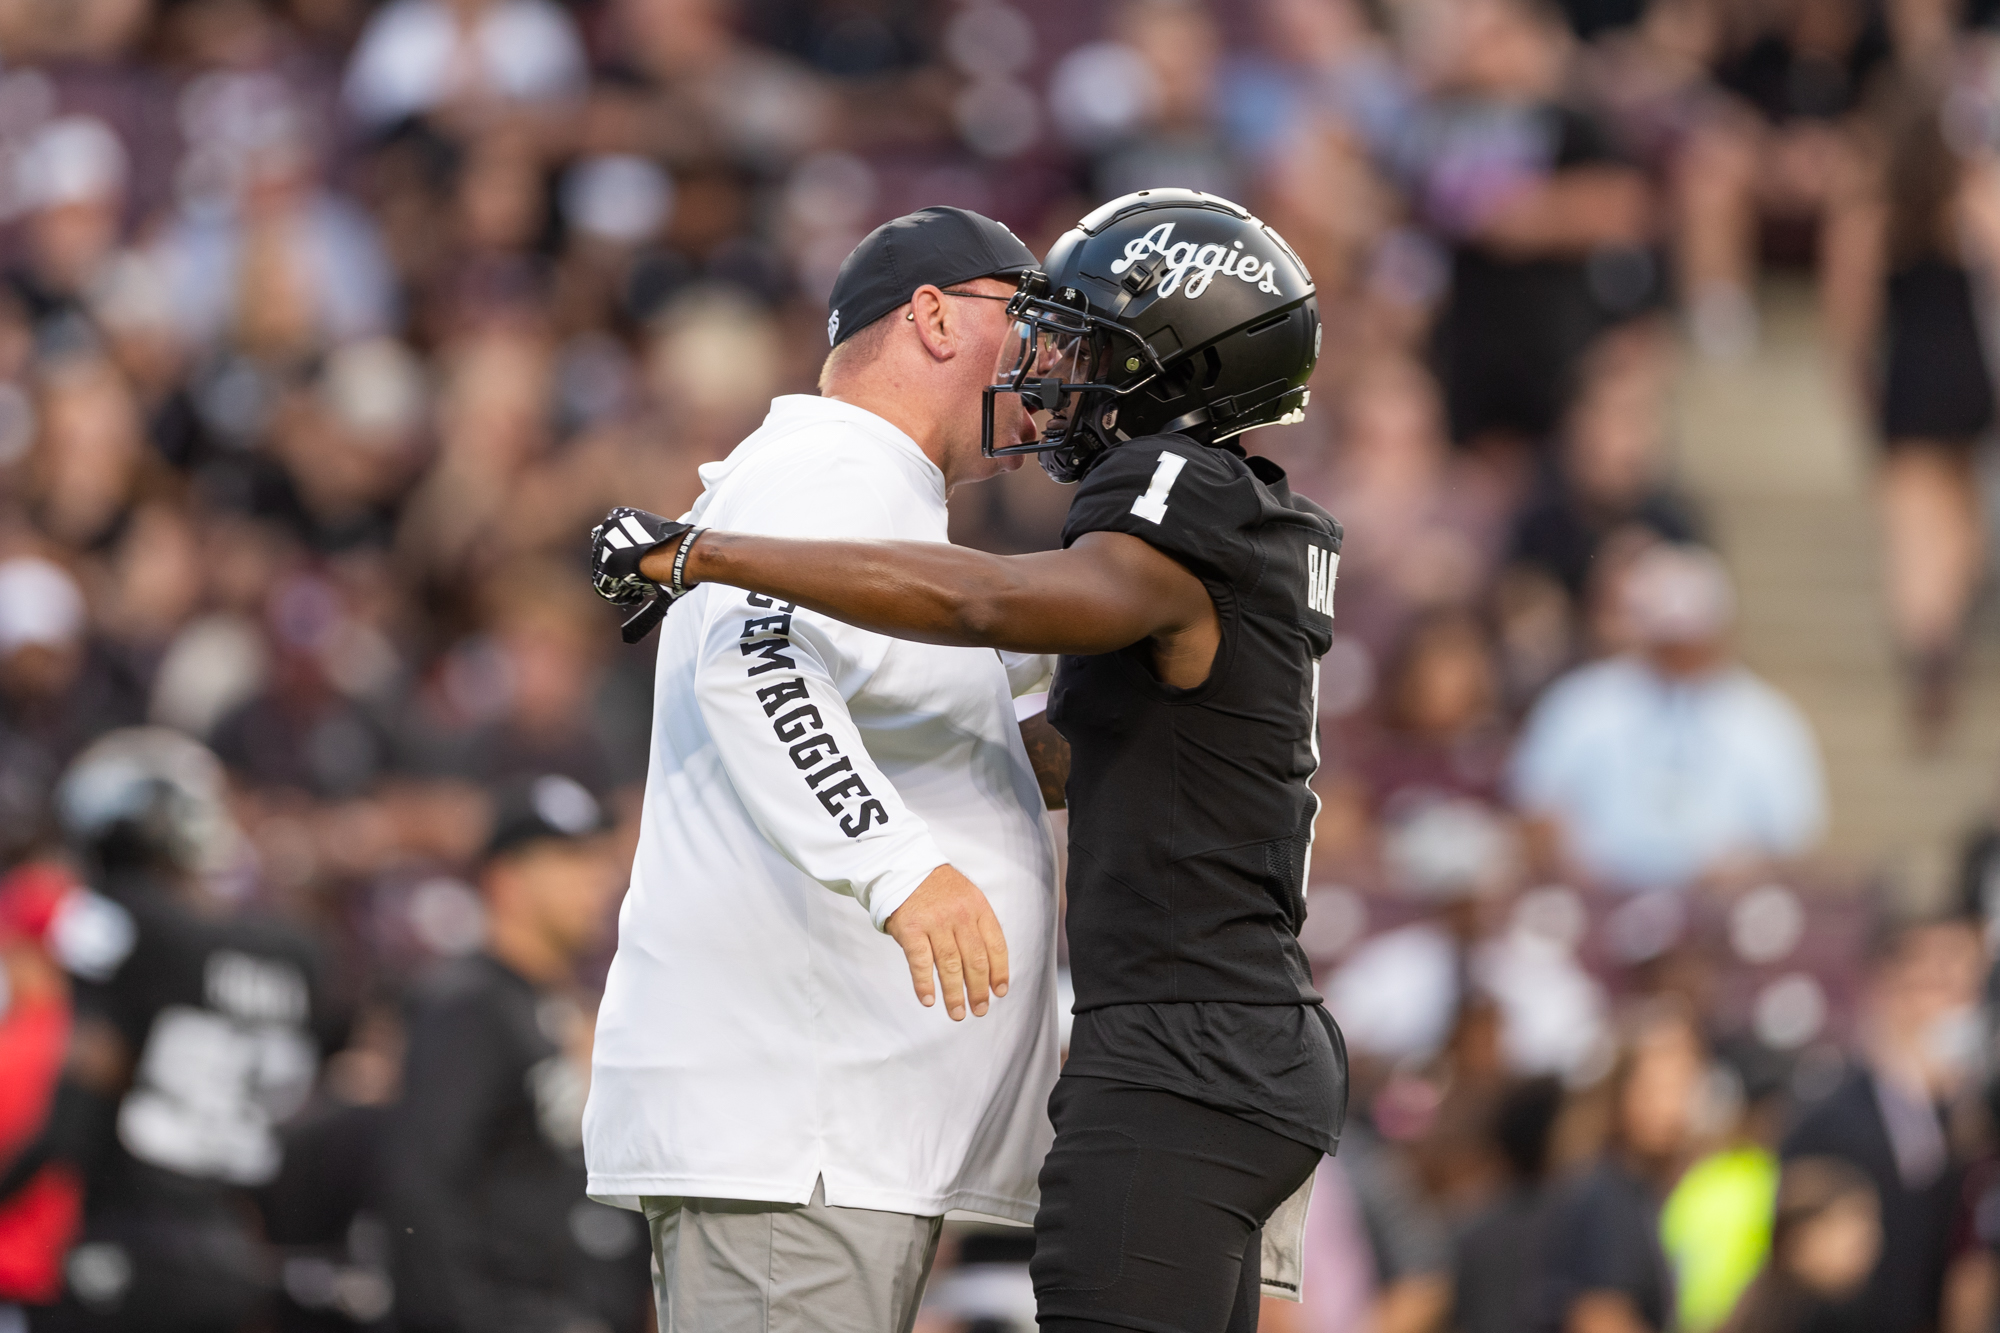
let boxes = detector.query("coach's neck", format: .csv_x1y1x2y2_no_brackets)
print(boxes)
825,368,949,477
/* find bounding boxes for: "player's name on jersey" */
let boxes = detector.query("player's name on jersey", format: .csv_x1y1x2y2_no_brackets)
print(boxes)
1305,545,1338,620
1109,222,1283,300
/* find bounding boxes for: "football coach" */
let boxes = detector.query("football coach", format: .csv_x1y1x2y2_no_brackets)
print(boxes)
580,209,1063,1333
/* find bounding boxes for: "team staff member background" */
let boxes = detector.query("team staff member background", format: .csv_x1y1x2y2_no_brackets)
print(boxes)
387,776,649,1333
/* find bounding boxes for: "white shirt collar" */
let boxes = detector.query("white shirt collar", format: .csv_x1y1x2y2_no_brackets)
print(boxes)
764,394,946,506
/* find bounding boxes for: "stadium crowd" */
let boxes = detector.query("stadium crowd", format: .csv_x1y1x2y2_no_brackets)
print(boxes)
0,0,1998,1331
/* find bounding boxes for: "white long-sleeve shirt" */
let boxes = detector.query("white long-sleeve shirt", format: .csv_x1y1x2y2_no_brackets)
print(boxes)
583,395,1060,1223
1508,655,1825,892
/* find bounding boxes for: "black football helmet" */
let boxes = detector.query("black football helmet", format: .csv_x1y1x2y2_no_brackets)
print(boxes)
56,727,242,881
982,189,1320,483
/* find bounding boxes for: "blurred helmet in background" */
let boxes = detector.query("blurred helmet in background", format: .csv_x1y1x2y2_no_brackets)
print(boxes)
56,727,241,882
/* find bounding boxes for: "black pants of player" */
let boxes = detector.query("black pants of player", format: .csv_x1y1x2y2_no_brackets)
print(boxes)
1030,1075,1322,1333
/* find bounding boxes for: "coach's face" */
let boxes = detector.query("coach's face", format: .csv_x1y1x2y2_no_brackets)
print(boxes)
926,276,1032,489
491,837,622,961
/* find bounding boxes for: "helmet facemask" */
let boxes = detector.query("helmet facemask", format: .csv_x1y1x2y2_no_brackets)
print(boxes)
981,278,1164,484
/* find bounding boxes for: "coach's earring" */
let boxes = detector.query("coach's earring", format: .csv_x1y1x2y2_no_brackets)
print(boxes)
906,311,914,320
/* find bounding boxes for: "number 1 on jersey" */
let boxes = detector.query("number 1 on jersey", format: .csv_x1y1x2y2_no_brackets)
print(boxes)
1129,452,1188,525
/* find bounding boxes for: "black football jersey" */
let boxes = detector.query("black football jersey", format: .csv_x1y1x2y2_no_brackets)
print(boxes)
69,879,329,1207
388,956,649,1333
1049,436,1341,1011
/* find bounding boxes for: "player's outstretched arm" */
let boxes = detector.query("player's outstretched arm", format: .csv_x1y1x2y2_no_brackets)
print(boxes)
645,528,1214,661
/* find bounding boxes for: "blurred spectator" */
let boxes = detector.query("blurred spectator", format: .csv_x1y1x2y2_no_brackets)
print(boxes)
1325,836,1610,1083
1780,911,1983,1333
447,562,625,792
1311,1116,1455,1333
1450,1076,1567,1333
1835,71,2000,742
1508,324,1704,609
26,356,165,552
1062,0,1244,202
1327,890,1493,1069
1216,0,1412,315
145,517,291,744
1313,355,1509,660
262,342,429,555
10,117,129,319
1695,0,1885,355
96,504,207,686
385,776,647,1333
155,95,396,359
591,0,833,168
1491,559,1585,711
1511,544,1826,892
1963,807,2000,929
1659,1040,1789,1332
342,0,588,131
1221,0,1416,167
1473,890,1610,1078
207,569,403,801
1576,0,1740,352
1335,608,1513,821
0,557,146,800
1325,911,1467,1067
1718,1158,1882,1333
1316,603,1519,904
1404,0,1653,460
395,327,555,596
1541,1002,1708,1333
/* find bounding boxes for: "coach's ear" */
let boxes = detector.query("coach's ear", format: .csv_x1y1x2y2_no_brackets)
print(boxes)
906,284,960,363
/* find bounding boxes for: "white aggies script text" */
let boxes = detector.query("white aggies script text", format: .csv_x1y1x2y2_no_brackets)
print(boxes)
1108,222,1283,299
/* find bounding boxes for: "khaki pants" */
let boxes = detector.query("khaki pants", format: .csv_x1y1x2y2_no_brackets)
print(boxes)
642,1179,942,1333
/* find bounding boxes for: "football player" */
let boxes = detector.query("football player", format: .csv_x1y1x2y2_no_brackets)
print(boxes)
36,729,329,1333
590,189,1345,1333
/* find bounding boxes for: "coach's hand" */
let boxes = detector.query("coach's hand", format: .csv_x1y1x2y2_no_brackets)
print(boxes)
885,865,1010,1021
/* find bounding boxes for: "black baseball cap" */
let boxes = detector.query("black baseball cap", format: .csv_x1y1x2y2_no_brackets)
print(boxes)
826,206,1039,348
483,774,612,861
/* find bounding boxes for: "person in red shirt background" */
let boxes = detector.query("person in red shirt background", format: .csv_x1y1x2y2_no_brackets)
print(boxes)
0,863,87,1320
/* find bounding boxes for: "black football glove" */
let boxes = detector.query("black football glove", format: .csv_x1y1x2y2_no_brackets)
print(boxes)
590,507,693,606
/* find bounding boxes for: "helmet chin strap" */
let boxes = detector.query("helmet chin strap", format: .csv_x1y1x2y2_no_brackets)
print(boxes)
1037,408,1114,483
1161,406,1218,442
